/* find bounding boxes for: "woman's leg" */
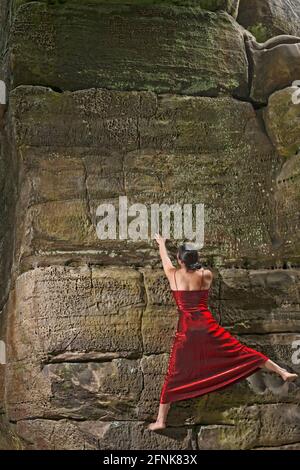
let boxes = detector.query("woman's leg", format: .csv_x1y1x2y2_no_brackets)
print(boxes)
147,402,171,431
259,359,298,381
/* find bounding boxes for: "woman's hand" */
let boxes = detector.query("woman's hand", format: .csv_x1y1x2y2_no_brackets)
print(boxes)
154,233,166,246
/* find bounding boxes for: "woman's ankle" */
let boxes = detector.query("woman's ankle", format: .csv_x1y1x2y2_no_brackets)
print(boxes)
157,418,166,424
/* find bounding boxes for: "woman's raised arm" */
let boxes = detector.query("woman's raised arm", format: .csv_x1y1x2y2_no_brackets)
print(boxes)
154,233,175,277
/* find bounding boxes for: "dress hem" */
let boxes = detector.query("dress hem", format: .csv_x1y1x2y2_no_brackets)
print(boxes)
159,356,269,404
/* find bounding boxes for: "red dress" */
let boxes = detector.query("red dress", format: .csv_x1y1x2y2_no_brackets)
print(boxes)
159,270,269,404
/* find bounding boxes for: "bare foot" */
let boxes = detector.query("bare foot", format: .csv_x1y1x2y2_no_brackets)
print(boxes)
147,420,166,431
281,370,298,382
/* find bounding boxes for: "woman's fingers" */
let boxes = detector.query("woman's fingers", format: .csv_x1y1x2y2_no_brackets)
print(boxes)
154,233,166,244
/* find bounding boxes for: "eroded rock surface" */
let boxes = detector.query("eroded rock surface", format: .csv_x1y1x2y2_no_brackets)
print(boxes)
2,266,300,448
263,86,300,158
0,0,300,450
8,86,282,267
238,0,300,40
246,35,300,104
10,2,248,97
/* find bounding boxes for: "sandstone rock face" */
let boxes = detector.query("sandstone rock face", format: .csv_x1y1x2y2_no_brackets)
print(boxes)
14,0,240,16
263,86,300,158
246,35,300,104
238,0,300,41
8,86,283,268
262,86,300,257
4,266,300,449
0,0,300,450
10,2,248,97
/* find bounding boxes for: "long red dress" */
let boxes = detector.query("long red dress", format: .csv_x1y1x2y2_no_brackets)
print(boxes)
159,270,269,404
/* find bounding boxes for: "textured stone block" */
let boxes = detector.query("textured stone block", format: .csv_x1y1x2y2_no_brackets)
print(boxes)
142,306,178,354
6,266,144,362
6,358,143,421
14,0,239,15
238,0,300,40
218,269,300,333
262,87,300,259
9,87,282,265
15,418,193,450
197,403,300,449
1,0,300,451
263,87,300,158
10,3,248,96
247,36,300,104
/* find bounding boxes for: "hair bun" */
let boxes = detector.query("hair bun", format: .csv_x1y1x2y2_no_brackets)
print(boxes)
189,262,202,270
177,244,201,271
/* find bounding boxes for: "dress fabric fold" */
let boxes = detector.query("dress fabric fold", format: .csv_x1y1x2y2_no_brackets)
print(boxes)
159,288,269,404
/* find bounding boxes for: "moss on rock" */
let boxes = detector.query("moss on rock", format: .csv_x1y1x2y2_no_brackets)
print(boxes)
10,2,248,97
14,0,239,15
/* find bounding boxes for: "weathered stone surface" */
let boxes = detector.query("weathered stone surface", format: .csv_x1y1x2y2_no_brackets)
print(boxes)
9,86,283,267
0,365,4,413
273,154,300,260
263,87,300,158
246,35,300,104
218,268,300,333
15,418,193,450
6,359,144,421
2,261,300,448
10,3,248,97
261,86,300,259
14,0,240,16
142,269,178,306
46,360,143,416
0,122,16,310
197,404,300,449
255,442,300,450
4,264,300,438
4,265,143,421
0,0,11,86
262,86,300,257
1,0,300,451
192,370,299,418
237,333,300,369
142,305,178,354
13,0,239,14
6,266,144,362
238,0,300,41
0,416,21,450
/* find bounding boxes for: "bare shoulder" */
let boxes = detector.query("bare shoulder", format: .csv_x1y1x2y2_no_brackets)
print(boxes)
197,268,213,287
203,268,213,280
196,268,213,279
200,268,213,289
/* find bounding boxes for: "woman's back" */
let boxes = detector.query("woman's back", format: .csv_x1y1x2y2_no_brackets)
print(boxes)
170,267,212,292
171,268,211,313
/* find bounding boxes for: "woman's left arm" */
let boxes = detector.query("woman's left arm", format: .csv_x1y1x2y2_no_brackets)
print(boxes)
154,233,175,276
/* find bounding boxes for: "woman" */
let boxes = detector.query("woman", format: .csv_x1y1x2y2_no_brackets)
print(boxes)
148,234,298,431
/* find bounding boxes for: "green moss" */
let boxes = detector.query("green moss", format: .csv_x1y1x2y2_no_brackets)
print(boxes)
14,0,230,12
12,0,247,96
248,23,269,43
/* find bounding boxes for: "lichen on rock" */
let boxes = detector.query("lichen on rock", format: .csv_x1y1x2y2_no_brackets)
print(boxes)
0,0,300,451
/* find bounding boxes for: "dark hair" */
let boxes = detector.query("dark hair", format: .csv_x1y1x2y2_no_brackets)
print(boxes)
177,244,202,271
